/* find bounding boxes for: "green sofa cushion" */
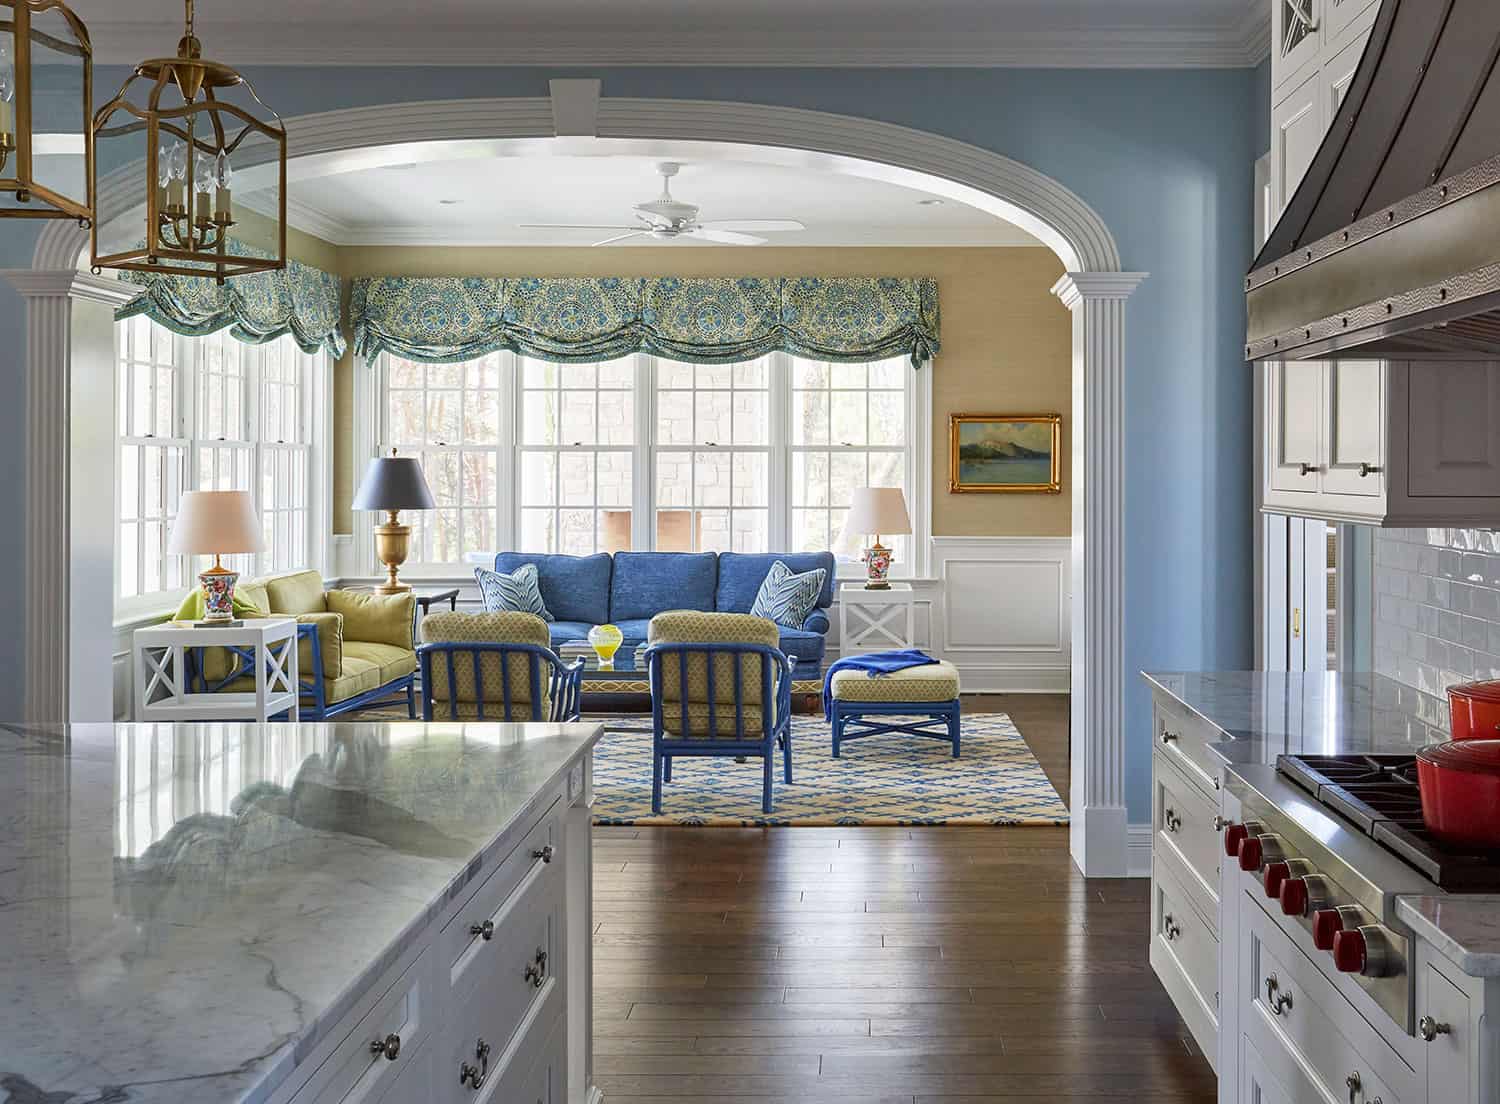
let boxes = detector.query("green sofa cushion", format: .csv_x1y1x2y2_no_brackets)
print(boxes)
328,589,416,650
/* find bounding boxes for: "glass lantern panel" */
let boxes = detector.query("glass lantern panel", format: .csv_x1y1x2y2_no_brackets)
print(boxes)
87,94,151,250
25,4,88,209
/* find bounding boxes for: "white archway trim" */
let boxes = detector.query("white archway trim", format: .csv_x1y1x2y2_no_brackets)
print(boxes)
26,94,1141,877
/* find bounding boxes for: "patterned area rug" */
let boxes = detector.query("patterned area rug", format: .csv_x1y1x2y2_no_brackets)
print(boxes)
591,713,1068,827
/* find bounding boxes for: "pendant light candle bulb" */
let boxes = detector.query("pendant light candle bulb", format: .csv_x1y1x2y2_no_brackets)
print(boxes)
193,154,213,222
213,149,232,220
0,44,14,144
166,142,187,210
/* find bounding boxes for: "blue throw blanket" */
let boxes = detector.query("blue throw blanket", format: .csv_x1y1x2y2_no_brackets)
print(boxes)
822,649,940,721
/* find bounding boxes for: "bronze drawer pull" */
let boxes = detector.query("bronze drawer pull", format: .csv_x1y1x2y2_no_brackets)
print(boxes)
460,1037,491,1090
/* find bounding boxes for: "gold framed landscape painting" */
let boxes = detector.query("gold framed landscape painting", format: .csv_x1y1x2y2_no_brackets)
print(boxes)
949,413,1062,494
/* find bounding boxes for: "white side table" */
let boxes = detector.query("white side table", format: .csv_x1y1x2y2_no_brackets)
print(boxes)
838,582,916,656
134,618,300,722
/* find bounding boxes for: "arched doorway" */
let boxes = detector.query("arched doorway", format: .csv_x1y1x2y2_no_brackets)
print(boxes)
25,92,1144,876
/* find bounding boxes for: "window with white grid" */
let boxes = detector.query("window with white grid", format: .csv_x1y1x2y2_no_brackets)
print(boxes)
375,350,922,574
383,354,503,564
654,359,770,553
118,315,189,600
116,321,322,609
520,357,636,555
791,358,910,566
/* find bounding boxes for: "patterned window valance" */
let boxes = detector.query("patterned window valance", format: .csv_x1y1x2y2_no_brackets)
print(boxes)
115,240,346,359
350,276,940,368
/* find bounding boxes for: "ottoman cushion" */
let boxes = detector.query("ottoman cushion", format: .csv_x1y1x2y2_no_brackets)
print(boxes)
830,660,960,703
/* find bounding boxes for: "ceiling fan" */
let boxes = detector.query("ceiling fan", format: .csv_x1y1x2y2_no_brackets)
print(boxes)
520,162,806,246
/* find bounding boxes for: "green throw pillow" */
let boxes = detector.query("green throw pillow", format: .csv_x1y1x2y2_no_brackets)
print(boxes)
173,585,269,622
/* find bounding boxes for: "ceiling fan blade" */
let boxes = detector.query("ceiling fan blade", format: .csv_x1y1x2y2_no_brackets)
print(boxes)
698,219,806,232
592,231,649,247
689,228,768,246
517,223,643,230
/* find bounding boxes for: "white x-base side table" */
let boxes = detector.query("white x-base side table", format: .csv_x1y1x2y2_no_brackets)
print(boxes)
134,617,300,722
838,582,916,655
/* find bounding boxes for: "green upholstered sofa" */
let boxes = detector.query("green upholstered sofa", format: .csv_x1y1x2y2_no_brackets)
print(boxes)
192,569,418,718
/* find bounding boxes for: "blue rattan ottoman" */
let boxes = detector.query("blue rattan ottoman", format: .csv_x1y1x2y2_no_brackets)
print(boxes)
828,661,962,758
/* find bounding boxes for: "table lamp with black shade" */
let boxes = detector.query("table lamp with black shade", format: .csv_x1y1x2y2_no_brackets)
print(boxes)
352,449,436,595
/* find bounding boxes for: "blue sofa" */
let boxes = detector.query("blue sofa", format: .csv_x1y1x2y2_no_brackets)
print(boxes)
488,550,837,664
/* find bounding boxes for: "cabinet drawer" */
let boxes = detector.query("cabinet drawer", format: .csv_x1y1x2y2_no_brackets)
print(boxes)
369,1039,434,1104
1153,696,1222,793
1153,855,1218,1014
449,952,565,1104
442,798,562,994
1242,896,1414,1104
294,951,431,1104
1240,1034,1297,1104
1422,962,1472,1103
1154,750,1221,909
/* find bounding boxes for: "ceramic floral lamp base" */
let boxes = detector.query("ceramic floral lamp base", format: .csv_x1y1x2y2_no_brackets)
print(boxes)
198,567,240,625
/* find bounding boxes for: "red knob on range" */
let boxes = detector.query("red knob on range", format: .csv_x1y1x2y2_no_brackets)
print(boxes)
1332,928,1367,973
1237,835,1263,871
1280,877,1309,917
1263,861,1291,899
1312,908,1345,950
1223,823,1248,857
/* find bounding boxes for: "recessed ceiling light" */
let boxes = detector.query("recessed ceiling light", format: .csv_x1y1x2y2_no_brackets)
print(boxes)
917,198,944,206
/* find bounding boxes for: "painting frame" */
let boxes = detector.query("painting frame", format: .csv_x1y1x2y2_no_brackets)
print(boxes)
948,413,1062,494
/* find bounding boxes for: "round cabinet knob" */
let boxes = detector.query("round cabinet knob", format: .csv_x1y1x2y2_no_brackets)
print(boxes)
1263,861,1291,899
1223,823,1248,857
470,919,495,941
369,1033,401,1061
532,845,555,864
1419,1015,1452,1042
1160,728,1179,744
1280,878,1309,917
1312,908,1346,951
1237,835,1263,871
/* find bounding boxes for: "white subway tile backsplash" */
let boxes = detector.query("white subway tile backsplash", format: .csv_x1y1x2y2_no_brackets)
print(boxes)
1375,528,1500,697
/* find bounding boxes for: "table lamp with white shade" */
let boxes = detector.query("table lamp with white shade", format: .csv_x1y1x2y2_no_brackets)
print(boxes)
168,490,264,625
352,449,436,595
838,487,912,589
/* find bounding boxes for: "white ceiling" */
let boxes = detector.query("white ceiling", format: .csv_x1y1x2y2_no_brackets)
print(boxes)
278,147,1045,248
70,0,1268,67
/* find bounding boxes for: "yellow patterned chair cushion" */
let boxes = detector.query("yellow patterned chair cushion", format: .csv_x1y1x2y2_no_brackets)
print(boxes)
421,611,554,717
648,611,783,739
829,660,961,703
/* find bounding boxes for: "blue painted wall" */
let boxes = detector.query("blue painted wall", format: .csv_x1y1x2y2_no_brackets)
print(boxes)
0,65,1259,821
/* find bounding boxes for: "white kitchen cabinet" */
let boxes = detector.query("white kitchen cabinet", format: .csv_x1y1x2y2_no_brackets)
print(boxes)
1272,0,1322,98
1260,360,1500,526
1267,361,1324,496
1271,74,1322,213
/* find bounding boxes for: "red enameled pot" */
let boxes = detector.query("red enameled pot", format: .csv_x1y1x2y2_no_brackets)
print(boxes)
1448,680,1500,740
1416,739,1500,849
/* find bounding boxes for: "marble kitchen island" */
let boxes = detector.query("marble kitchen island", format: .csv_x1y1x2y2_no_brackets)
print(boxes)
0,720,604,1104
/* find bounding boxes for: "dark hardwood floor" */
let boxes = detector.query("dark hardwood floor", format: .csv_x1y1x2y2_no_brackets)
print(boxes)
590,693,1215,1103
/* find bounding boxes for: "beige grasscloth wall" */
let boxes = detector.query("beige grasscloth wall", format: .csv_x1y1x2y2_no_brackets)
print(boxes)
329,245,1069,538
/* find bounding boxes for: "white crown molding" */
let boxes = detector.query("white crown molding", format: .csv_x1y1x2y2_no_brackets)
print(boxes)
81,21,1275,69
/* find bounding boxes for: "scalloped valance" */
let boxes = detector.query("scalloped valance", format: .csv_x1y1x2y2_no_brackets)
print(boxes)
349,275,939,368
115,240,346,359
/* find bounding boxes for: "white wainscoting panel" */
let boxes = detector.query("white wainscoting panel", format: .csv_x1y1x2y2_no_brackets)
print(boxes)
930,536,1072,693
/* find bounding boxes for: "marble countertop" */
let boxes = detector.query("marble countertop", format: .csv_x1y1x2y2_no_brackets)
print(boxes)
1142,670,1449,767
0,719,602,1103
1396,896,1500,978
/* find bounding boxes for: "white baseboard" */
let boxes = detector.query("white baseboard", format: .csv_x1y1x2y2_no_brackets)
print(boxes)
1127,823,1154,878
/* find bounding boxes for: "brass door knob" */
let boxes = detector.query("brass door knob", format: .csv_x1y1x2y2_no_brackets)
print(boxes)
369,1033,401,1061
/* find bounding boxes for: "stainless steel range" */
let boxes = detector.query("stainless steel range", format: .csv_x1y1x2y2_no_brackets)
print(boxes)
1219,753,1500,1037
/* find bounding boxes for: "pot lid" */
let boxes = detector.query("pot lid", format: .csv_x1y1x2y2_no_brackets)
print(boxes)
1450,680,1500,702
1419,739,1500,775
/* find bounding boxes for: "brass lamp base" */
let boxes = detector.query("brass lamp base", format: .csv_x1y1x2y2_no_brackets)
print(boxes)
374,510,413,595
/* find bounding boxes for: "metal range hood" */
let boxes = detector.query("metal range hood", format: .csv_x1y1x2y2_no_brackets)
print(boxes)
1247,0,1500,362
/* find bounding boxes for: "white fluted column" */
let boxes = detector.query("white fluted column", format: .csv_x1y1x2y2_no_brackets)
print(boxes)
2,270,135,723
1053,271,1147,878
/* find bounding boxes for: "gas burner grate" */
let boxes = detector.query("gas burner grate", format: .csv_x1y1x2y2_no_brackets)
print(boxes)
1277,753,1500,891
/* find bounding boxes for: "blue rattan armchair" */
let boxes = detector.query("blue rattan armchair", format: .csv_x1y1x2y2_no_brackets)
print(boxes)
643,611,794,815
418,611,584,722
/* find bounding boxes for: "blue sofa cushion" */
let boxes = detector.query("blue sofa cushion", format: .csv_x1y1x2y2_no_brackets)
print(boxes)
546,621,595,648
717,552,837,614
609,552,717,621
494,552,612,625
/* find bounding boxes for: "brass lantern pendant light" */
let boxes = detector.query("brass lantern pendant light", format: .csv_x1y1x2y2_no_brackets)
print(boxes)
0,0,94,223
91,0,286,283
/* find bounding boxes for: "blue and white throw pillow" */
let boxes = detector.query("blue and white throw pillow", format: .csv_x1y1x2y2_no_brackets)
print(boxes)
475,564,553,622
750,560,827,630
